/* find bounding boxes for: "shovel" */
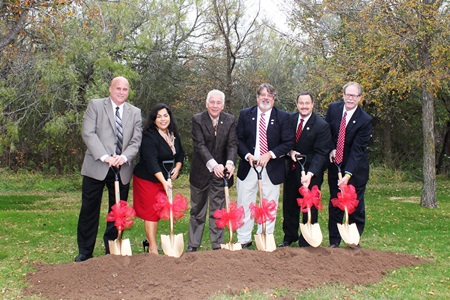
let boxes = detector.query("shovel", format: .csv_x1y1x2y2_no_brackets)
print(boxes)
108,167,132,256
220,170,242,251
252,162,277,252
296,154,323,247
160,160,184,258
334,161,360,248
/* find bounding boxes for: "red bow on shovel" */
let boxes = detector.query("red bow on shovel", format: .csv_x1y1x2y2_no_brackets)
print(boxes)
249,199,277,224
214,201,245,230
213,170,245,251
331,160,360,248
107,167,135,256
295,154,323,247
106,200,136,231
154,192,189,222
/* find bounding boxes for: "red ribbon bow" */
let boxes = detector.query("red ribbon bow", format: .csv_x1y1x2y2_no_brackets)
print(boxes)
106,200,136,231
297,185,323,213
250,198,277,224
331,183,359,214
154,192,188,221
213,201,245,231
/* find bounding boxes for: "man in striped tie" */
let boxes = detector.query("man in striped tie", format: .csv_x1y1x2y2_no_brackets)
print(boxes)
75,76,142,262
326,81,372,249
235,83,294,248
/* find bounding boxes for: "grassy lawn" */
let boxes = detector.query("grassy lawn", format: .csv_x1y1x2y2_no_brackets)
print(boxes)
0,168,449,299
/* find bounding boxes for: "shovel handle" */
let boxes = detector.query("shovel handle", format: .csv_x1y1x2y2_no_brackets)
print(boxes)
295,154,308,187
252,160,264,180
111,166,121,205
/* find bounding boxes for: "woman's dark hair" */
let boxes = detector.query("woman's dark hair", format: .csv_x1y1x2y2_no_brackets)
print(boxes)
144,103,179,135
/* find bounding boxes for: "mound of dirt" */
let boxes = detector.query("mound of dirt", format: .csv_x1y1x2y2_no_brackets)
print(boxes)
25,247,428,299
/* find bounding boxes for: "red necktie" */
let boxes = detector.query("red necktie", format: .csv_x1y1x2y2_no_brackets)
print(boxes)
335,111,347,164
292,118,304,170
295,118,304,143
259,113,268,155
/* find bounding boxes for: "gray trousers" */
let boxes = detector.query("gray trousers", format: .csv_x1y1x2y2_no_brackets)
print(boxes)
188,175,225,248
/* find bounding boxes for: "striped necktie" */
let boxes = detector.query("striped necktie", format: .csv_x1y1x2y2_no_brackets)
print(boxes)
259,113,268,155
115,107,123,155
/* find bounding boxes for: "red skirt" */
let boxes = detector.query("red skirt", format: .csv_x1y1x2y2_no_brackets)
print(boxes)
133,175,165,222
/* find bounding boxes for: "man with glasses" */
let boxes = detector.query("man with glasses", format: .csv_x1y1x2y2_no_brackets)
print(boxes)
187,90,238,252
326,81,372,248
235,83,294,248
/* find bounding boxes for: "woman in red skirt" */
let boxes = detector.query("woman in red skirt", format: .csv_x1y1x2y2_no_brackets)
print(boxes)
133,103,184,254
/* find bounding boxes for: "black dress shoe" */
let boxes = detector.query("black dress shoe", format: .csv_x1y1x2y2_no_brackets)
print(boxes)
277,241,292,247
74,254,92,262
143,239,149,252
241,241,252,249
187,246,197,252
330,243,340,248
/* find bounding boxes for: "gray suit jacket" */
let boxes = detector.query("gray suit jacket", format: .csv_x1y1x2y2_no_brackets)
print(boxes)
189,111,238,189
81,97,142,184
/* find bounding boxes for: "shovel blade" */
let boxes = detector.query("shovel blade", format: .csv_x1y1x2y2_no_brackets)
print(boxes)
220,242,242,251
300,222,323,248
161,233,184,258
337,223,360,248
108,239,121,255
254,233,276,252
108,238,133,256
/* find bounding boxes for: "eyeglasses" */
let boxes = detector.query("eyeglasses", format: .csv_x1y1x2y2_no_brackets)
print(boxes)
344,93,361,98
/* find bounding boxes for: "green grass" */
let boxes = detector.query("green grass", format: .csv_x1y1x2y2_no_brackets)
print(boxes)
0,168,449,299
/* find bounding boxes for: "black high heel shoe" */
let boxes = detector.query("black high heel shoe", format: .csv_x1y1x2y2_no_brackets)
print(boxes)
142,239,149,252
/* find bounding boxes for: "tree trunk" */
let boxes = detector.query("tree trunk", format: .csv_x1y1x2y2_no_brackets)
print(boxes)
382,118,393,166
421,88,438,207
436,121,450,174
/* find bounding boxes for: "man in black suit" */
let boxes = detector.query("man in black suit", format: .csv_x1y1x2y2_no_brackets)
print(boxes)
279,92,331,247
187,90,238,251
326,81,372,248
236,83,294,248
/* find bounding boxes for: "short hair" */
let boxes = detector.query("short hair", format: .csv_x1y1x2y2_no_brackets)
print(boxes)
343,82,363,95
296,92,314,103
206,90,225,104
256,83,276,99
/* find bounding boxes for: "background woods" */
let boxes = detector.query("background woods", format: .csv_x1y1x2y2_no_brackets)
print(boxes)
1,0,450,207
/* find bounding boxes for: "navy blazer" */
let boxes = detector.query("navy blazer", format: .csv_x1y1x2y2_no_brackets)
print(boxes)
236,105,294,185
288,111,331,184
326,102,372,186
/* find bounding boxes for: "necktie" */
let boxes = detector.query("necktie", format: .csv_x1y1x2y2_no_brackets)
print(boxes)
335,111,347,164
295,118,304,143
115,107,123,155
292,118,304,170
259,113,268,155
213,119,218,136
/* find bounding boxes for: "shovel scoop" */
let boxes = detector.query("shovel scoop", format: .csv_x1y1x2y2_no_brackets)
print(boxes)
160,160,186,258
250,162,277,252
107,167,135,256
331,161,360,248
296,154,323,247
213,169,244,251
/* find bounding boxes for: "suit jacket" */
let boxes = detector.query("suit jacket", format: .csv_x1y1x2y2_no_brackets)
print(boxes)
81,97,142,184
133,130,185,182
236,105,294,185
286,112,331,186
189,111,238,189
326,101,372,186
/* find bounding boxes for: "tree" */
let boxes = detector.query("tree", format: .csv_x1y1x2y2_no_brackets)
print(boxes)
289,0,450,207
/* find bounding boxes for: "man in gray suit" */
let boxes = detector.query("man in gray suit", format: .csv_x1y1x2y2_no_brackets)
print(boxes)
187,90,238,251
75,76,142,262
